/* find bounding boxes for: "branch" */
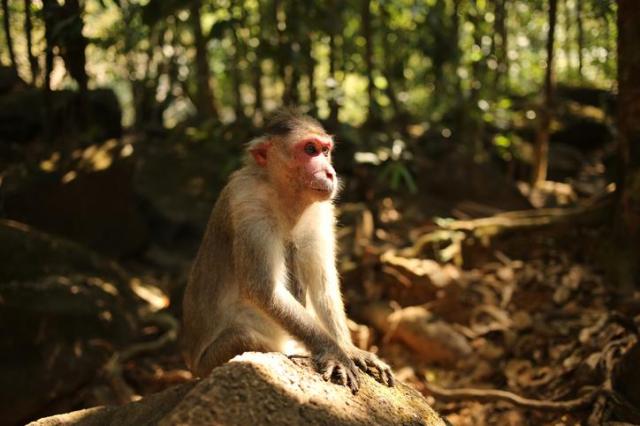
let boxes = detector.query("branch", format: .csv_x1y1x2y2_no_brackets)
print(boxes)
425,382,598,412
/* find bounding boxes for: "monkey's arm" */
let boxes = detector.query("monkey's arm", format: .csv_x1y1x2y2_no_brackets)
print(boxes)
301,232,395,387
302,243,352,347
235,220,361,392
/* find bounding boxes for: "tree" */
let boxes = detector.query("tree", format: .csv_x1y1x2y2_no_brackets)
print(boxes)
325,0,341,125
493,0,509,90
42,0,89,93
1,0,16,71
24,0,37,84
361,0,378,122
532,0,558,186
190,0,218,119
250,2,264,117
614,0,640,287
576,0,584,80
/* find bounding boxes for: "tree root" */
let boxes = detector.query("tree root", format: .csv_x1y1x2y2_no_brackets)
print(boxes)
103,312,179,403
424,382,599,412
398,196,614,262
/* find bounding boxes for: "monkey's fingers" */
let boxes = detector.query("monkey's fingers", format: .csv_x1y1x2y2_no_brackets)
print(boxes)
346,368,360,394
353,357,368,372
381,366,395,387
363,358,392,386
334,364,348,387
321,361,336,382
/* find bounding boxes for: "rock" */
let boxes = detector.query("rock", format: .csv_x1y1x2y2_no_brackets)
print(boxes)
417,151,532,214
29,352,447,426
0,65,27,95
360,303,472,366
555,84,616,112
0,88,122,144
3,140,149,257
0,220,144,425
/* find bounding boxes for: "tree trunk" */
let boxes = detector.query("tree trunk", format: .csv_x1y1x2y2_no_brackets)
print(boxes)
468,5,487,158
273,0,290,105
576,0,584,80
250,3,263,117
190,0,217,119
304,32,317,115
327,4,339,125
361,0,376,121
61,0,89,94
229,24,246,121
493,0,509,91
379,2,400,117
24,0,37,84
614,0,640,287
531,0,557,186
1,0,16,70
42,0,56,142
284,1,300,105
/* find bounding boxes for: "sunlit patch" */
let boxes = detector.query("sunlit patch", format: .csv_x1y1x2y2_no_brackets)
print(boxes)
80,139,119,171
120,144,134,158
62,170,77,184
130,278,169,311
526,110,537,120
87,277,119,296
407,123,429,138
99,310,113,322
380,197,401,223
355,152,381,165
40,152,61,172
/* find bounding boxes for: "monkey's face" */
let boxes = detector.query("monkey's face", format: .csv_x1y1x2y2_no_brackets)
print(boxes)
290,133,338,201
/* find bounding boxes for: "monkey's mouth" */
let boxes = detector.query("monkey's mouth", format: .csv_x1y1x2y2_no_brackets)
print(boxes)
310,181,335,194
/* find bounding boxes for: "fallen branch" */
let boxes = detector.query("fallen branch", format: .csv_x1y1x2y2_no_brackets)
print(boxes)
400,196,613,261
436,197,612,239
424,382,598,412
103,312,179,403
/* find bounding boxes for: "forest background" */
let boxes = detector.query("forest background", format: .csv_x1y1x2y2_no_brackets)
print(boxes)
1,0,639,425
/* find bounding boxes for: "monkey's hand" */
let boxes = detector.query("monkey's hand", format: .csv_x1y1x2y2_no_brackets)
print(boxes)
313,346,360,393
346,346,395,387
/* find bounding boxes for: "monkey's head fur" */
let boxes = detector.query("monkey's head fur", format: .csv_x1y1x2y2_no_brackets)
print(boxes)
246,108,339,203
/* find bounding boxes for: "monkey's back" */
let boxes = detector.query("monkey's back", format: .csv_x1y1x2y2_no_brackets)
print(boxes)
181,181,238,371
181,168,280,372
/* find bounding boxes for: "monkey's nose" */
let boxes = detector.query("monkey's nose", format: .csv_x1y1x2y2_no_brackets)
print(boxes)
326,170,335,181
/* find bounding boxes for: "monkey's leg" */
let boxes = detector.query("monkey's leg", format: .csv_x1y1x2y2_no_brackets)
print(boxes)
194,326,274,378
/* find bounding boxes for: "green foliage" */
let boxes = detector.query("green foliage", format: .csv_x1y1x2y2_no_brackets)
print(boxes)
0,0,618,164
378,160,418,194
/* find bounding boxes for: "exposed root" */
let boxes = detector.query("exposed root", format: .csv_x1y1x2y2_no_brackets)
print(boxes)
425,382,599,412
103,313,179,403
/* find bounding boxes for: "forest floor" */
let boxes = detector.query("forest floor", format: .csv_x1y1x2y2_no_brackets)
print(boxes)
104,199,640,426
2,87,638,425
102,162,639,426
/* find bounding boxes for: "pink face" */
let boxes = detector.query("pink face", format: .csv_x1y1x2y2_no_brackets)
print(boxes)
291,134,337,197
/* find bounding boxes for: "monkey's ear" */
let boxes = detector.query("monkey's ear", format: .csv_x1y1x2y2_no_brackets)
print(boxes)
249,141,271,167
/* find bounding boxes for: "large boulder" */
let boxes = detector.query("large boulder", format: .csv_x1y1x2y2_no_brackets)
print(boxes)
3,139,149,257
0,220,144,426
0,88,122,144
29,352,447,426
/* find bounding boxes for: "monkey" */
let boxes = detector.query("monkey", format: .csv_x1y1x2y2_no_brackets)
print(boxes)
181,108,394,393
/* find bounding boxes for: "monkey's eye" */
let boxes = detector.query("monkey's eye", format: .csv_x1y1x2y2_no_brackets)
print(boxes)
304,143,319,156
321,146,330,156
